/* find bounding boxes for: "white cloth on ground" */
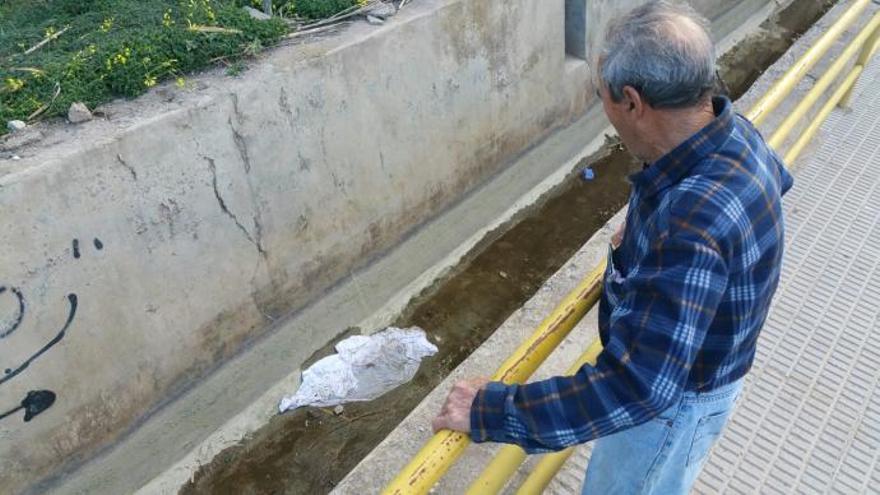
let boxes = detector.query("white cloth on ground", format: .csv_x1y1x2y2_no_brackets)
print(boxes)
278,326,438,412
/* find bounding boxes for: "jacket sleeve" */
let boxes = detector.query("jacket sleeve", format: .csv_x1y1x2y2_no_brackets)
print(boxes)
470,190,731,453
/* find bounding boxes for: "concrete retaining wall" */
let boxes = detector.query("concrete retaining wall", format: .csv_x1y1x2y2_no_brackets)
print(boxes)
0,0,776,492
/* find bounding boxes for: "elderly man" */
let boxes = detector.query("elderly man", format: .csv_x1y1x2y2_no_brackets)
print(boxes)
432,1,794,493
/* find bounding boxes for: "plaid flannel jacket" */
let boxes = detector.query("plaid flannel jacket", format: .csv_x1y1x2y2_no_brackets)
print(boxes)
470,97,794,453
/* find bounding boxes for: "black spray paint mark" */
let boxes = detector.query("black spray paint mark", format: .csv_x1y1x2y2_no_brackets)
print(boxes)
0,294,77,387
72,239,81,259
0,390,56,422
94,238,104,250
0,286,25,339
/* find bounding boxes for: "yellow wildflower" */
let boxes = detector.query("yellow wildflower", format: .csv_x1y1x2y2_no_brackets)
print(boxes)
144,75,157,88
176,77,186,88
101,18,114,32
5,78,25,92
200,0,216,23
163,10,174,28
45,26,56,38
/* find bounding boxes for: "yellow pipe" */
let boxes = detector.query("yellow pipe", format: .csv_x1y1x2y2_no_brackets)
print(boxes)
840,20,880,107
516,339,602,495
491,263,605,384
381,431,471,495
511,339,605,495
465,339,605,494
465,445,528,495
382,263,606,494
769,12,880,151
516,448,577,495
745,0,870,126
785,66,864,165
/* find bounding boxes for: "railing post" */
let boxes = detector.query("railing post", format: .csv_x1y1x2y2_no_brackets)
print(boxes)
840,20,880,108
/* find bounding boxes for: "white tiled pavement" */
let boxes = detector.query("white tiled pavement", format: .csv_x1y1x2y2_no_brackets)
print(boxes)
695,45,880,495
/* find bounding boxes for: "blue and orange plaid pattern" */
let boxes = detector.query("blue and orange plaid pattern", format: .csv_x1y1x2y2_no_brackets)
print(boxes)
470,97,794,453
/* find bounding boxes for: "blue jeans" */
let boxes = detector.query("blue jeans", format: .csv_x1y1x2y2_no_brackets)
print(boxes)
582,378,744,494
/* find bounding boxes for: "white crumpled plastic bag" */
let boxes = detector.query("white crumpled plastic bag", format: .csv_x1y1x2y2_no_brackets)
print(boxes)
278,326,438,413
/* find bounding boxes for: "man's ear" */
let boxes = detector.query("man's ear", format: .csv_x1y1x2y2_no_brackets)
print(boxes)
621,86,645,115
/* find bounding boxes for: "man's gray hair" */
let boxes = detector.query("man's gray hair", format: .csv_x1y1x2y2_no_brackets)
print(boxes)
600,1,716,109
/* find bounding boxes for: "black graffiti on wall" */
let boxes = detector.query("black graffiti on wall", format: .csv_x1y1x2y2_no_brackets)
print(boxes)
1,287,79,422
0,390,56,422
73,238,104,259
0,286,25,339
1,293,77,386
0,236,102,422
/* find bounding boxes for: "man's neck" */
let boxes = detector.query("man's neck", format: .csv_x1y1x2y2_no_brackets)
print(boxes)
641,99,716,163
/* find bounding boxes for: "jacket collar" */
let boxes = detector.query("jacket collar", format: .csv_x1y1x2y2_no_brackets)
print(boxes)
628,96,734,198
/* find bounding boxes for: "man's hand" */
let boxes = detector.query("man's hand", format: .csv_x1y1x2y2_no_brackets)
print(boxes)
431,377,490,434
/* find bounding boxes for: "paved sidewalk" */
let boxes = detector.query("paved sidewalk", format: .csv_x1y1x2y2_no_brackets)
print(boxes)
548,23,880,495
695,43,880,495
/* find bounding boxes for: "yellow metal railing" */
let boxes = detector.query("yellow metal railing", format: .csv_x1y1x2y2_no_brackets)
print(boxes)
745,0,872,127
382,263,606,495
464,340,603,495
383,0,880,493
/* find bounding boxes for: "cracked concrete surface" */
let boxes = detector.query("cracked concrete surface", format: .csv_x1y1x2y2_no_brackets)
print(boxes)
204,155,265,257
115,153,138,181
228,94,253,175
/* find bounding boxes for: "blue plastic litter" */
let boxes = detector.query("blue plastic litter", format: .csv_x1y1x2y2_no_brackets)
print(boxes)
582,167,595,181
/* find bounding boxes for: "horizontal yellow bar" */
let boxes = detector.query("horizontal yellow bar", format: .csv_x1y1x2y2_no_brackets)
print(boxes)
382,431,471,495
784,65,864,165
465,445,527,495
769,12,880,151
465,339,605,494
382,262,606,494
510,340,603,494
491,263,606,384
745,0,870,126
840,15,880,106
516,447,577,495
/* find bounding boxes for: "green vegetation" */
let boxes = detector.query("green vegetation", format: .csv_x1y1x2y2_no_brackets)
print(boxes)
295,0,365,19
0,0,363,135
248,0,363,19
